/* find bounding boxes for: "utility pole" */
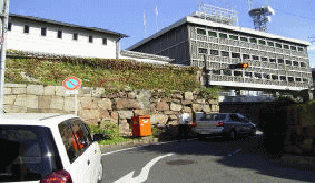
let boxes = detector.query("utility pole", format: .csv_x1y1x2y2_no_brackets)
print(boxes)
0,0,10,115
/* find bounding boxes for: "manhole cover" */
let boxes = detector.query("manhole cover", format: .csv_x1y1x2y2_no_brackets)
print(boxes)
166,159,196,165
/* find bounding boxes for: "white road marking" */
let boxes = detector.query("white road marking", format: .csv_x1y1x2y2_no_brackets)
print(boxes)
228,148,241,156
114,153,175,183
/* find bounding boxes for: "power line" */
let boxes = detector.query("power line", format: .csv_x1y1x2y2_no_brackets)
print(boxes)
273,8,315,22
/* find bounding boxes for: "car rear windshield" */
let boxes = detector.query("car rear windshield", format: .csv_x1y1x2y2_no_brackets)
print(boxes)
0,125,63,182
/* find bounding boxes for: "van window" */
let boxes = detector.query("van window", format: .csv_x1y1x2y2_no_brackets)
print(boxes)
202,114,227,121
0,125,62,182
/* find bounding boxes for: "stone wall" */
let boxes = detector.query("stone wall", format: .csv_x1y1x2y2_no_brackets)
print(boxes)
3,84,219,136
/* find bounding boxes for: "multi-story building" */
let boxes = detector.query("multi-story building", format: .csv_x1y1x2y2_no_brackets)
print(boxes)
127,8,313,95
7,14,128,59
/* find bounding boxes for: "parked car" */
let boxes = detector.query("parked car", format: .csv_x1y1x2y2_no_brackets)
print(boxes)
0,113,103,183
193,113,256,140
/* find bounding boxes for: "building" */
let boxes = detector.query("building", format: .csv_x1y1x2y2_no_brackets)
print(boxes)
119,50,174,65
7,14,128,59
127,6,313,97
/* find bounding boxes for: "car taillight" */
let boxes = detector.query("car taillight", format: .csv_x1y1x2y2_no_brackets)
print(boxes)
40,170,72,183
216,121,225,127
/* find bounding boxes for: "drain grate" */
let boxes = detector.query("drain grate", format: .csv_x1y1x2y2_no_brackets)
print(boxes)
166,159,196,165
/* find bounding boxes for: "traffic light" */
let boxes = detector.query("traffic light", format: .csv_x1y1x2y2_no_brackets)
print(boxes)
229,63,249,69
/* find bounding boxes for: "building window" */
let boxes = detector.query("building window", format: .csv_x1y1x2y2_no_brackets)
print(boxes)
252,55,259,60
254,72,262,78
249,38,257,44
221,51,229,57
243,54,250,60
102,38,107,45
245,72,252,77
213,70,220,75
285,60,292,65
278,59,284,64
89,35,93,43
73,33,78,41
301,62,306,67
298,47,304,52
224,70,232,76
272,75,278,80
219,33,227,39
303,78,308,83
229,35,238,41
290,46,297,51
198,48,207,54
234,71,243,77
263,73,270,79
8,22,11,31
208,31,217,37
232,53,240,59
293,61,299,67
24,25,29,33
240,37,248,42
41,27,47,36
275,43,282,48
258,40,266,45
296,78,302,82
197,28,206,35
267,42,274,47
262,57,268,61
269,59,276,62
210,50,218,55
283,45,289,49
57,30,62,38
280,76,286,80
288,77,294,83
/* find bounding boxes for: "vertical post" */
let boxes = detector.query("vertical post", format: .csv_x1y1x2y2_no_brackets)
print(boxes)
75,92,78,116
0,0,9,115
203,54,209,87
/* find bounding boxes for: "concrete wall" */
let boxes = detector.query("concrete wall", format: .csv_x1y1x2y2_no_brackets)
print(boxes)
3,84,219,136
8,17,120,59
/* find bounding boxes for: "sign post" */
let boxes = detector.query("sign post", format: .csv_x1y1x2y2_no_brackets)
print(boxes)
62,76,81,116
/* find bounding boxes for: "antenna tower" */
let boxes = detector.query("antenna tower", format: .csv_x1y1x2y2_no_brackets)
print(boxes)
248,0,275,32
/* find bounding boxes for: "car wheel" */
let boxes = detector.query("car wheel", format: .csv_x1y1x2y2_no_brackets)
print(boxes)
97,160,103,183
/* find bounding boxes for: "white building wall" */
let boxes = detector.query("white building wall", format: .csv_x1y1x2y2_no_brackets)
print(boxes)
7,18,119,59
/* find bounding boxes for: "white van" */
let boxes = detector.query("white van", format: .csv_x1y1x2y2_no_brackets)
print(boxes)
0,113,103,183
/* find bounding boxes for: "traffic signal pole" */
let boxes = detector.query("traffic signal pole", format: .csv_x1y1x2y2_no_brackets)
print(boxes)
0,0,9,115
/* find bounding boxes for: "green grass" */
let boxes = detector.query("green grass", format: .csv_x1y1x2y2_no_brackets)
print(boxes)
98,136,143,145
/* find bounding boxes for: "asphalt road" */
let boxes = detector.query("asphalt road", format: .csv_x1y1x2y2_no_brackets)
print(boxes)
100,134,315,183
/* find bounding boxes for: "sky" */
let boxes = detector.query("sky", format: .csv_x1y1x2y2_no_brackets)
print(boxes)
9,0,315,67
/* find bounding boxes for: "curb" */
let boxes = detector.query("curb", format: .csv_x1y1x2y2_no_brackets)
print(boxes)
280,154,315,167
99,137,161,151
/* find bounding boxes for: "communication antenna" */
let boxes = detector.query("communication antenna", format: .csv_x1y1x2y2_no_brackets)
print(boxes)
248,0,275,32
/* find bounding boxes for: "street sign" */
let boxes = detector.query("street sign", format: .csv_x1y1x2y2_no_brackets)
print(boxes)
62,76,81,90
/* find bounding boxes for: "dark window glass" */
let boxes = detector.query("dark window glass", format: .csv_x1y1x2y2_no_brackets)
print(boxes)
252,55,259,60
89,35,93,43
24,25,29,33
249,38,257,43
254,72,262,78
272,75,278,80
41,27,46,36
245,72,252,77
280,76,286,80
219,33,227,39
197,28,206,35
8,22,11,31
229,35,238,41
267,42,274,47
221,51,229,57
283,45,289,49
259,40,266,45
262,57,268,61
208,31,217,37
0,125,62,181
213,70,220,75
296,78,302,81
298,47,304,52
102,38,107,45
243,54,250,60
288,77,294,82
224,70,232,76
270,59,276,63
210,50,218,55
278,59,284,64
73,33,78,41
293,61,299,67
232,53,240,58
240,37,247,42
275,43,282,48
301,62,306,67
57,30,62,38
263,73,270,79
234,71,243,77
285,60,292,65
291,46,296,50
198,48,207,54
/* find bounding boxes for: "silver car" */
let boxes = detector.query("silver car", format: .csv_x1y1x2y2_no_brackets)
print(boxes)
193,113,256,140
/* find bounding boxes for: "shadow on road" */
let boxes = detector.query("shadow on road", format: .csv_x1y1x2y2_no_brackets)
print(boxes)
136,134,315,182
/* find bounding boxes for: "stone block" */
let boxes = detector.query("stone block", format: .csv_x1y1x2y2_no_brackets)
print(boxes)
50,96,64,110
79,87,92,96
12,87,26,94
5,84,27,88
79,110,100,122
43,86,56,95
117,111,133,120
55,86,68,96
3,95,16,105
192,104,202,112
196,99,206,104
165,111,176,115
64,96,79,112
156,102,169,112
173,93,183,99
38,96,52,109
113,98,140,110
170,103,181,112
211,104,219,112
27,108,41,113
183,106,191,113
3,87,11,95
98,98,112,110
110,111,119,122
150,103,157,112
128,92,136,99
150,98,161,103
150,114,168,124
99,110,111,121
185,92,194,100
168,115,178,121
80,96,98,110
208,99,218,105
15,95,38,108
119,120,131,136
171,99,181,104
27,85,44,95
181,99,192,105
91,87,105,97
202,105,211,113
133,110,148,116
3,105,27,113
